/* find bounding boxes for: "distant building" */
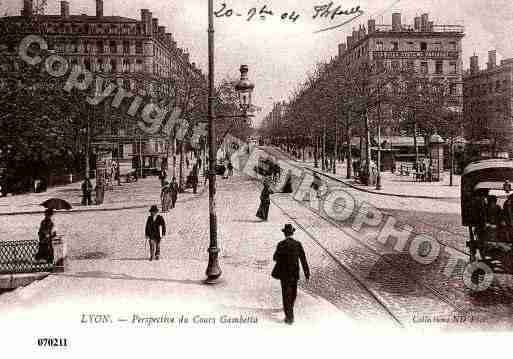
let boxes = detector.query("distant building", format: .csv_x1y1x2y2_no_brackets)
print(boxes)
336,12,465,134
0,0,205,175
463,51,513,157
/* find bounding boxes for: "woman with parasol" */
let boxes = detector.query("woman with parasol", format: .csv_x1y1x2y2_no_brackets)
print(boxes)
35,208,56,263
36,198,71,263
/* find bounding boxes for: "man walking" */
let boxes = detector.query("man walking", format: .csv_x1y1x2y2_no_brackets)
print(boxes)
271,224,310,325
145,205,166,261
81,178,93,205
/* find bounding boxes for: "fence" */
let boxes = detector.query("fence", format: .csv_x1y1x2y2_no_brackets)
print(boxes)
0,240,55,274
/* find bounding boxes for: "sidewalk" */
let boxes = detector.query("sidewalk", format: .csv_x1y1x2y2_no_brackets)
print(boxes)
0,258,348,330
0,169,353,342
0,174,207,216
277,151,460,199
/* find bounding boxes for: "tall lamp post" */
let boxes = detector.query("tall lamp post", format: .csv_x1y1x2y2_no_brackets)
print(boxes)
205,0,255,282
205,0,220,283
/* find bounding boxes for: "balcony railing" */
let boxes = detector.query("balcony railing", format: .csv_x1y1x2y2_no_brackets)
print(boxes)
0,240,54,274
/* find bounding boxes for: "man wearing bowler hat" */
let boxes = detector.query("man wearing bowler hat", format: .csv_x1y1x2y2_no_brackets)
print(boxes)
272,223,310,324
145,205,166,261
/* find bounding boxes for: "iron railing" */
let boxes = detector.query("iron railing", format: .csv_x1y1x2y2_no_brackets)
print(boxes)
0,240,54,274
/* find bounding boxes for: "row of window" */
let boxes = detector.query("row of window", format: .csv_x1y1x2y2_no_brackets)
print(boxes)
467,100,510,114
51,40,144,55
44,22,146,37
70,57,145,73
374,60,458,75
465,79,510,96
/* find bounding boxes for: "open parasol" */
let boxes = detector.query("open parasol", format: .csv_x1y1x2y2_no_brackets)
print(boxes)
40,198,72,211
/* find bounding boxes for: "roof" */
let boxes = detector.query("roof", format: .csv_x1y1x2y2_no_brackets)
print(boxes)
463,159,513,175
1,15,139,23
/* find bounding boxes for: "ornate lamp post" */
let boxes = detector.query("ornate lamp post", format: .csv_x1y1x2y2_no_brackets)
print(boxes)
205,0,220,283
235,65,255,117
205,0,255,283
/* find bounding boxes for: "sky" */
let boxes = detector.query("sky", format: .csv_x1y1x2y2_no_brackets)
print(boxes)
2,0,513,126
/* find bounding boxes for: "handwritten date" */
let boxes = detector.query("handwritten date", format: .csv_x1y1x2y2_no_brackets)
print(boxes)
215,3,300,23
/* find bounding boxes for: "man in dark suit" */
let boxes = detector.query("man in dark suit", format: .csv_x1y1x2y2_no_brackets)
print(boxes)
272,224,310,325
145,205,166,261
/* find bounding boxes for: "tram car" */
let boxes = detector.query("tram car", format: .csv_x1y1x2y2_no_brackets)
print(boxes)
462,159,513,279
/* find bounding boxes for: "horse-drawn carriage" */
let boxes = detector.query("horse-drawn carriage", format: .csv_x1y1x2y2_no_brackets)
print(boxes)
254,157,281,182
462,159,513,280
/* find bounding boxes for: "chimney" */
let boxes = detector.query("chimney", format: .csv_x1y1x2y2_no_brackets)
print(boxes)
368,19,376,33
352,28,358,42
421,13,429,31
22,0,33,16
152,18,158,33
158,26,165,35
338,43,347,57
470,54,479,74
141,9,148,22
488,50,497,70
165,33,173,46
392,13,401,31
96,0,103,17
347,35,353,48
61,1,70,18
414,16,421,31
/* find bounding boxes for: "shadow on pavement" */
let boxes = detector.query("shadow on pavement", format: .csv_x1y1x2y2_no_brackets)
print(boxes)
57,271,205,286
232,219,263,223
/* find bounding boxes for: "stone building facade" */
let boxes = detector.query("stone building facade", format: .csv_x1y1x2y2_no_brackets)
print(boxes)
463,51,513,157
336,12,465,134
0,0,205,175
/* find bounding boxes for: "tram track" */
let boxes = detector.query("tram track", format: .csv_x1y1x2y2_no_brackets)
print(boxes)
263,146,470,258
256,147,506,323
307,167,470,256
269,194,405,327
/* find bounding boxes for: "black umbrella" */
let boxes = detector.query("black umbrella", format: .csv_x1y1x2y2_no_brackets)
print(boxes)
40,198,72,210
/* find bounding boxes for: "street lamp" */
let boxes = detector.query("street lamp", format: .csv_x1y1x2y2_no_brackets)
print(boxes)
206,0,255,283
205,0,220,284
235,65,255,116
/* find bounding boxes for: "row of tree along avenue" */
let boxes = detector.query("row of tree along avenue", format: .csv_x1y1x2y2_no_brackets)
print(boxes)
260,58,467,186
0,35,251,196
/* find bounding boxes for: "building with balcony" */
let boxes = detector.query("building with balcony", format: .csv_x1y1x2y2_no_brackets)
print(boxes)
337,13,465,133
0,0,205,176
463,51,513,157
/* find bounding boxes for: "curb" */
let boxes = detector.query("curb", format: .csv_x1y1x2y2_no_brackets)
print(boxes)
307,168,458,201
265,147,459,201
0,272,49,289
0,184,209,217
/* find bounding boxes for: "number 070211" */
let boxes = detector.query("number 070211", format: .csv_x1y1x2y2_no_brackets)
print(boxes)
37,338,68,347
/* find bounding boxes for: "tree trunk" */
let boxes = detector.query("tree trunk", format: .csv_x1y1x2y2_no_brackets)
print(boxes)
333,119,338,174
314,135,319,168
179,142,184,192
449,139,454,186
172,139,177,178
346,120,352,179
365,112,371,184
321,122,326,171
413,117,419,165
